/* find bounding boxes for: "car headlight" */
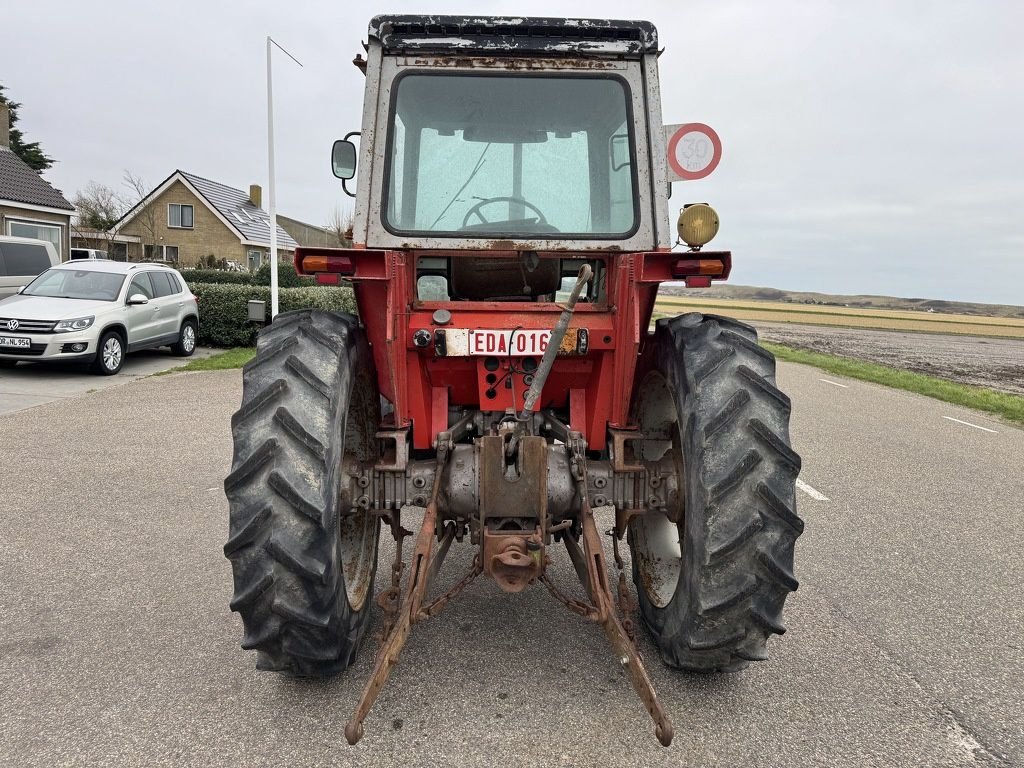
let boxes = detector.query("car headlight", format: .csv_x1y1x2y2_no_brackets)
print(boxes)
54,316,95,333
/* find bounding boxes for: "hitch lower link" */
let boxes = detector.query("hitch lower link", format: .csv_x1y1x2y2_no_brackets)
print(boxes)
343,433,674,747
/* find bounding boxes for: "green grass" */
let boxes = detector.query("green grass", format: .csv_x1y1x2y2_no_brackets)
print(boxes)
157,347,255,375
764,342,1024,426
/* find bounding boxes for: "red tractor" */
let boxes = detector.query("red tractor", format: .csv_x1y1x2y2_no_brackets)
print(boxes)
224,15,803,746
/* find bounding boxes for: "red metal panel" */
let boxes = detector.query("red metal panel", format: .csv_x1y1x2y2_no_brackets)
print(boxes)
431,386,448,442
340,248,727,452
570,388,587,435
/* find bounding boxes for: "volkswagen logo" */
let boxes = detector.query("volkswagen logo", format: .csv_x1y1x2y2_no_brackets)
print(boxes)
6,319,17,331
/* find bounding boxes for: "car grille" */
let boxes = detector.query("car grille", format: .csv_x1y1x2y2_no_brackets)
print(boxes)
0,318,58,333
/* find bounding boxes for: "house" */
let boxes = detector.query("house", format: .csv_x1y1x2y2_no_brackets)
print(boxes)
0,104,75,258
111,169,302,269
277,214,338,249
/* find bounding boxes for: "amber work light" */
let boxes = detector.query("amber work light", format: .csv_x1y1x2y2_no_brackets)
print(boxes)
677,203,720,248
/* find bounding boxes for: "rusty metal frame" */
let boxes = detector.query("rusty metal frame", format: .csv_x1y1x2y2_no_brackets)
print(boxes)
346,440,452,744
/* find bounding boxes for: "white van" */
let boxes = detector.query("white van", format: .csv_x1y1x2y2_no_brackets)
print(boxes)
69,248,109,261
0,236,61,299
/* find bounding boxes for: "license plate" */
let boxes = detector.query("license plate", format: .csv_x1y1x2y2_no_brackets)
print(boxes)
0,336,31,349
469,329,550,356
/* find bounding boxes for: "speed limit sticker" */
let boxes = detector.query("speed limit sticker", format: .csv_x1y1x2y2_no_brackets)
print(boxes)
664,123,722,181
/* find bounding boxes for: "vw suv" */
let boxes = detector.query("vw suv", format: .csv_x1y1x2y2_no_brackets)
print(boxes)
0,261,199,375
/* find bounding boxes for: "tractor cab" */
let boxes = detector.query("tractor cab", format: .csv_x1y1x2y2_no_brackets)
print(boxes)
334,16,670,258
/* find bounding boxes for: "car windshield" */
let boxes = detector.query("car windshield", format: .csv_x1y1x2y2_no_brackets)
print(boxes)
384,74,638,238
23,269,125,301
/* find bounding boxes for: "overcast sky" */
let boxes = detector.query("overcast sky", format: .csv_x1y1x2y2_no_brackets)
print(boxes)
3,1,1022,303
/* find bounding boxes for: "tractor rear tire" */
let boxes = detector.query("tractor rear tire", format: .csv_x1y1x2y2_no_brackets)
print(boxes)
628,313,804,672
224,309,381,676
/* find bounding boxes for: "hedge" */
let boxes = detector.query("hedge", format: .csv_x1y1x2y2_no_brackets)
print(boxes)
191,282,357,347
180,270,254,286
181,263,314,288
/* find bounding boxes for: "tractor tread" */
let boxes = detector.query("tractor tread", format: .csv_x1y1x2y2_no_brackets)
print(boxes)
756,481,805,535
229,569,274,611
230,379,288,428
757,547,800,591
266,532,328,583
698,574,759,616
272,597,332,628
241,621,280,650
631,312,803,672
274,406,327,461
748,418,802,474
223,502,273,557
686,627,746,651
223,438,278,492
285,354,333,400
706,510,764,564
703,390,750,440
268,470,324,524
708,449,763,503
737,365,792,412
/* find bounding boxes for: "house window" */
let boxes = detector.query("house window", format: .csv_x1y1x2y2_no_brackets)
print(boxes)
7,219,63,258
143,244,179,262
247,249,263,271
168,203,194,228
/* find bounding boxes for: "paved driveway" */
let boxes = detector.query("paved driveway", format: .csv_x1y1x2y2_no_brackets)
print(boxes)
0,346,216,415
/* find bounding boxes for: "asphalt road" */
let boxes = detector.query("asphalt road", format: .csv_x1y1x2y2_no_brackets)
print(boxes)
1,363,1021,767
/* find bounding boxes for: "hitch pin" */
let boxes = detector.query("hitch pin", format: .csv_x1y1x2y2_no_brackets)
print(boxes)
517,264,592,423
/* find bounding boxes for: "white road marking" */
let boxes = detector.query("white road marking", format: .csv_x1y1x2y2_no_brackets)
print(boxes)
796,478,829,501
942,416,998,434
819,378,849,388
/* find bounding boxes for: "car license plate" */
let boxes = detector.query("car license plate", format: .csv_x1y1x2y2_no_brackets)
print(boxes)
469,329,550,356
0,336,31,349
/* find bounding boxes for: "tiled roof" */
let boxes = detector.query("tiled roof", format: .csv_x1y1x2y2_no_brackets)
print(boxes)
0,147,74,211
180,171,298,249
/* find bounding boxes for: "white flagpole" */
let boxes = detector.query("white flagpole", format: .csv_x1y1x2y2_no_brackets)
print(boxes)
266,36,278,318
265,36,302,320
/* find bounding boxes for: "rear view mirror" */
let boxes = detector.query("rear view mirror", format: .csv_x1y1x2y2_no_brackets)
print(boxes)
127,294,149,305
332,140,357,180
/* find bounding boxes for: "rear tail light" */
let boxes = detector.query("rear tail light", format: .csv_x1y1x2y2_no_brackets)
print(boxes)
301,255,355,274
672,258,726,277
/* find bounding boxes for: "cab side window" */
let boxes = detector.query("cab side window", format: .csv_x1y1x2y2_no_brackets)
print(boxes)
128,273,155,300
150,272,175,298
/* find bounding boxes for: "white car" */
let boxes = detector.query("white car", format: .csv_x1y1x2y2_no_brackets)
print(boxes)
0,261,199,375
69,248,109,261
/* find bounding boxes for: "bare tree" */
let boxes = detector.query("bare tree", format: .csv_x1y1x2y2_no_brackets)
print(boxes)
122,171,161,262
72,182,125,255
327,206,354,247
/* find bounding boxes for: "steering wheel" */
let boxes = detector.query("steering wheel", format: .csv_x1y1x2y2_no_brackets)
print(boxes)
462,196,548,228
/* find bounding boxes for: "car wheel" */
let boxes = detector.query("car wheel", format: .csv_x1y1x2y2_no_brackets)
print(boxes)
172,319,197,357
92,331,125,375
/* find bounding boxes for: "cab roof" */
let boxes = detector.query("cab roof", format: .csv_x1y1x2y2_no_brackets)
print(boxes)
368,15,658,57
